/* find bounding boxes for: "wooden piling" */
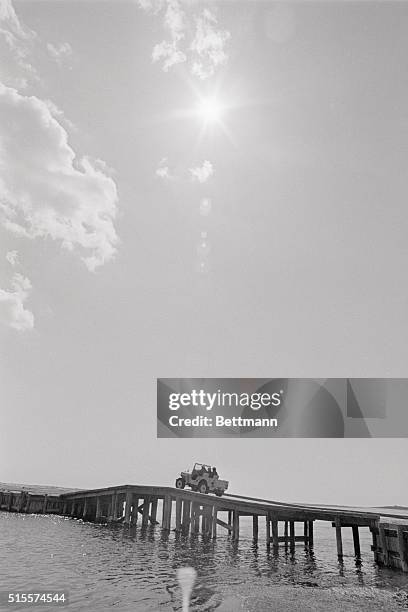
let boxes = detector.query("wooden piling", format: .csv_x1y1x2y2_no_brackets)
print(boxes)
82,498,88,520
266,515,271,546
162,496,172,531
150,498,158,524
182,500,191,535
303,521,308,545
289,521,295,549
272,520,279,549
232,510,240,541
252,515,258,542
42,495,48,514
175,497,182,532
352,525,361,558
124,491,133,525
130,496,138,525
284,521,288,547
95,497,101,522
212,507,218,539
397,526,408,572
335,518,343,558
142,498,150,527
308,521,314,547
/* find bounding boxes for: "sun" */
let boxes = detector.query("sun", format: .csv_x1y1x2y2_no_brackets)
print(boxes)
197,97,223,123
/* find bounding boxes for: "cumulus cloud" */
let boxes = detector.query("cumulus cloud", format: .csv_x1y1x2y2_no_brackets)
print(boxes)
189,160,214,183
0,84,119,272
139,0,230,79
190,9,230,79
47,41,73,65
6,250,19,266
155,157,173,180
152,0,186,72
0,272,34,331
0,0,38,87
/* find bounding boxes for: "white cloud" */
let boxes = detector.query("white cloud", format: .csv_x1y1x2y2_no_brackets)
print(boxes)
152,0,186,71
155,157,173,180
190,9,230,80
6,250,19,266
189,160,214,183
0,84,119,272
0,0,38,87
0,272,34,331
47,41,73,65
139,1,230,79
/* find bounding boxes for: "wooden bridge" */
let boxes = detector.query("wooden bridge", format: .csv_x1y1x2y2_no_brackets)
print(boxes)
1,484,407,573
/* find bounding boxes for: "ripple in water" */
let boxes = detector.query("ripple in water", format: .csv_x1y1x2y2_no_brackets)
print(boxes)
0,513,407,611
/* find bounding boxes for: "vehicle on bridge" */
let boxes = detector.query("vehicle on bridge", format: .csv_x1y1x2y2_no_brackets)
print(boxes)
175,463,229,496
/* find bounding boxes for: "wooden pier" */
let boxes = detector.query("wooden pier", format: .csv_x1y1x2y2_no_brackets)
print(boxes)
1,485,407,572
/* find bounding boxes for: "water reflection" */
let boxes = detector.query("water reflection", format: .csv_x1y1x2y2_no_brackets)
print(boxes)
0,514,407,611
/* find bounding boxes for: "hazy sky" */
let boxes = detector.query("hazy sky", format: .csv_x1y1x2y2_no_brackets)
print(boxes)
1,1,407,506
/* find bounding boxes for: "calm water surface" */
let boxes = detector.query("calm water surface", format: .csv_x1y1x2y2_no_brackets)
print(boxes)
1,512,407,611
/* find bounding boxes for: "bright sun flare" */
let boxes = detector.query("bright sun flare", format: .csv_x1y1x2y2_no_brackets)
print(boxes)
197,97,223,123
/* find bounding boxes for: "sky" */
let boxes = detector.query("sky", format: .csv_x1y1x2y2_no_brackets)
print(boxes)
1,0,407,506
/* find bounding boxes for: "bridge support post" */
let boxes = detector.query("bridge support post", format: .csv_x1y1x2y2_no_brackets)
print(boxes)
182,500,191,535
82,498,88,520
212,507,218,539
272,520,279,550
303,521,308,545
42,495,48,514
232,511,240,541
130,496,138,525
124,491,133,525
266,516,271,547
142,498,150,526
95,497,101,522
228,510,232,534
284,521,288,547
379,524,390,567
162,496,172,531
289,521,295,550
175,498,182,532
252,515,258,542
192,503,200,534
335,518,343,558
352,525,361,558
308,521,314,547
150,498,158,524
397,526,408,572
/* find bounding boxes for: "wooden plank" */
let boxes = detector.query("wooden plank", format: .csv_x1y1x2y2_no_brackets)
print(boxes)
216,517,233,532
379,525,389,566
397,526,408,572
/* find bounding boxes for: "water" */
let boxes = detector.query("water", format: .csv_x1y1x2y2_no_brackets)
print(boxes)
1,512,407,611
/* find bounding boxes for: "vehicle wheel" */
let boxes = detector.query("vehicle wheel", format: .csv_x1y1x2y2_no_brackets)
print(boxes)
175,478,185,489
198,480,209,494
215,490,223,497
